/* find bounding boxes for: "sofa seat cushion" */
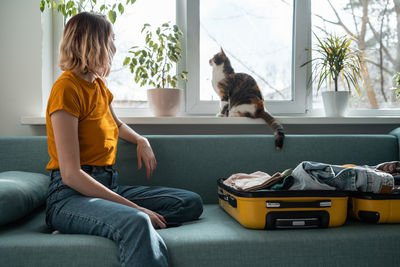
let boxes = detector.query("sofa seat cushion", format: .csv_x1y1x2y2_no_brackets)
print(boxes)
160,205,400,267
2,205,400,267
0,171,50,226
0,206,120,267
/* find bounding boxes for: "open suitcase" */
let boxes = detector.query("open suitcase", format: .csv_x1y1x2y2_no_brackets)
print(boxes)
217,178,348,229
349,191,400,223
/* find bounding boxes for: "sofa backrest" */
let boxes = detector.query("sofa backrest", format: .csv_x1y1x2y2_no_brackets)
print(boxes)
0,134,398,204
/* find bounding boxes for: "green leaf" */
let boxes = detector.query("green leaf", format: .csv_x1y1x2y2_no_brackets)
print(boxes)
141,23,150,33
118,3,124,14
131,0,136,4
153,43,158,52
66,0,74,10
139,56,145,64
61,4,67,17
123,57,131,66
108,10,116,24
169,55,178,62
40,0,45,12
180,71,188,82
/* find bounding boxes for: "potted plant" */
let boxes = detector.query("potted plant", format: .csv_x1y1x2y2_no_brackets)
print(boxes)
302,33,364,117
123,22,188,117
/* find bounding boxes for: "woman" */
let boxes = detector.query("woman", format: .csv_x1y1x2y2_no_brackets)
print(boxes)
45,12,203,267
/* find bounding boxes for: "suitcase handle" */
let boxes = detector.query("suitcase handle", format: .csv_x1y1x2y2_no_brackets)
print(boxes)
266,200,332,209
266,211,330,229
218,190,237,208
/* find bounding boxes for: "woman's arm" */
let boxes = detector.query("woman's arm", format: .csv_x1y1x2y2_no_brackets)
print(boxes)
51,109,165,228
109,105,157,180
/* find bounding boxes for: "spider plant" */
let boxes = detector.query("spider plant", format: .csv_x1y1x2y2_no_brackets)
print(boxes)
302,33,364,95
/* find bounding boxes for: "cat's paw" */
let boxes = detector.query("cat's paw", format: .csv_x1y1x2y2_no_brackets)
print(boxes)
216,113,225,117
274,131,285,151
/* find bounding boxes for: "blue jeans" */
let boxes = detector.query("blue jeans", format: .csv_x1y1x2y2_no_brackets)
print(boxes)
45,165,203,267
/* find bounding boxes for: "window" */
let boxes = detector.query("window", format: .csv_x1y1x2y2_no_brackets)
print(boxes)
46,0,400,116
185,0,309,114
199,0,293,102
46,0,309,115
108,0,176,108
41,0,176,114
311,0,400,114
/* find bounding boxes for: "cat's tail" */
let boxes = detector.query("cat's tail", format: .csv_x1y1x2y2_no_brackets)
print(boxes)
257,110,285,151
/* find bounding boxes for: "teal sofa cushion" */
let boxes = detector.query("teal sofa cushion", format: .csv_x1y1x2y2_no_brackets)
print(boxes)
0,171,50,226
2,205,400,267
0,207,120,267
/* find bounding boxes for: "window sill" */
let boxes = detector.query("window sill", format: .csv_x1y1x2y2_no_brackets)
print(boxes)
20,115,400,125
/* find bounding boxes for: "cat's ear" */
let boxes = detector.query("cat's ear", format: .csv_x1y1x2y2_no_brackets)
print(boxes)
220,47,226,56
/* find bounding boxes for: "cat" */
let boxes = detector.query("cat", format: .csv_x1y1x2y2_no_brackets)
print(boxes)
209,48,285,151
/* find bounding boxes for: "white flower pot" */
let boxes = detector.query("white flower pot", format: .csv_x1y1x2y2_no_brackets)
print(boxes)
322,91,350,117
147,88,183,117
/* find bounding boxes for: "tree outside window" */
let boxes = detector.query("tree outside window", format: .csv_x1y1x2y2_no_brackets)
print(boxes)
312,0,400,110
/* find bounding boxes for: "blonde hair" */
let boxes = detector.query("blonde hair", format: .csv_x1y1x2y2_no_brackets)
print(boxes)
58,12,116,77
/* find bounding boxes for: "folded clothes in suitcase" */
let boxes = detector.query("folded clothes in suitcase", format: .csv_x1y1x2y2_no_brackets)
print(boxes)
217,178,348,229
349,191,400,223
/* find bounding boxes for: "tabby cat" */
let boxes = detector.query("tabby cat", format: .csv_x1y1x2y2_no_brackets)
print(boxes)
209,48,285,150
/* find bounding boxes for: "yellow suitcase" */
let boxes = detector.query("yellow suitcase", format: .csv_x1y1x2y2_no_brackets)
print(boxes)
217,179,348,229
349,192,400,223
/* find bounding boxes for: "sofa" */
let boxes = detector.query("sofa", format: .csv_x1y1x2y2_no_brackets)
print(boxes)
1,129,400,267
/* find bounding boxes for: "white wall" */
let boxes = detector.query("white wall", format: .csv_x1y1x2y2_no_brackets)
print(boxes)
0,0,43,136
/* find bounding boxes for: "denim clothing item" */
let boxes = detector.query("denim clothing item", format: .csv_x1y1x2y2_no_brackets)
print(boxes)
290,161,394,193
268,175,294,190
45,165,203,267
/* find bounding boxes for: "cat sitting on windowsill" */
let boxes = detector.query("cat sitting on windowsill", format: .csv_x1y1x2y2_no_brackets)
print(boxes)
209,48,285,151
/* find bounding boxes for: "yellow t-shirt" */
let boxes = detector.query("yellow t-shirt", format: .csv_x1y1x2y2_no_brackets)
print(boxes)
46,70,119,170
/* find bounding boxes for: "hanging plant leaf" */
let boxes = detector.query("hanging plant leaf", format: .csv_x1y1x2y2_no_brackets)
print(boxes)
108,10,116,24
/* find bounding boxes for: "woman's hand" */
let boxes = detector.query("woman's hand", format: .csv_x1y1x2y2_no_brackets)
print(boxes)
138,207,166,229
137,137,157,180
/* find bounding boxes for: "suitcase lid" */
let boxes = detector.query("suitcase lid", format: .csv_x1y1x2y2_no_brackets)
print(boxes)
217,178,348,198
